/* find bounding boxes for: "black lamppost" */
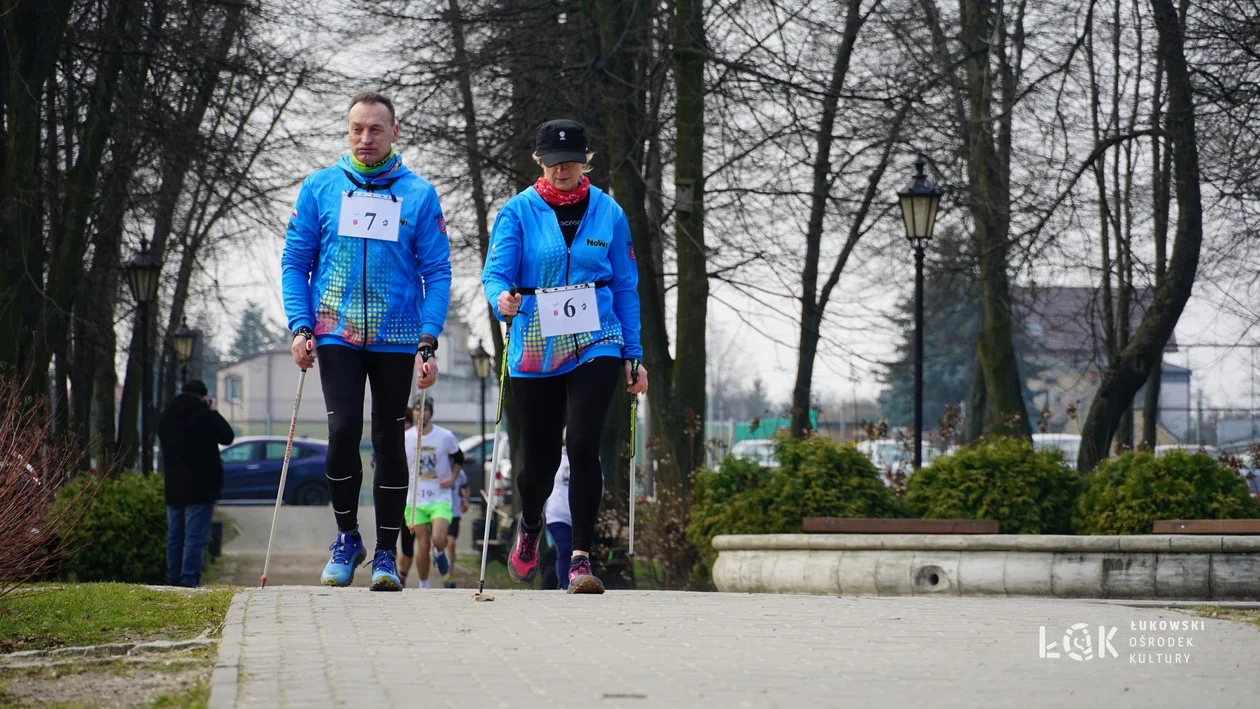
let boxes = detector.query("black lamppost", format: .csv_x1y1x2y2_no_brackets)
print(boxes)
126,238,161,476
470,340,492,502
173,318,197,383
898,154,941,470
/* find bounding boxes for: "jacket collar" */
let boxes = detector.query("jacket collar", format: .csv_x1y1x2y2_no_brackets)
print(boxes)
524,182,604,212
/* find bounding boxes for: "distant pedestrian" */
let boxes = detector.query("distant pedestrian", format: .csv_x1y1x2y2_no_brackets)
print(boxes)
158,379,235,587
441,460,469,588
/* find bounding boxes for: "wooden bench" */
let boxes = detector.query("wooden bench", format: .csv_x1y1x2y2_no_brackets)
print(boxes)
802,518,999,534
1153,520,1260,535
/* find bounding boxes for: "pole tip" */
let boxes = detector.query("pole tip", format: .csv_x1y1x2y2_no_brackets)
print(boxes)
260,575,267,588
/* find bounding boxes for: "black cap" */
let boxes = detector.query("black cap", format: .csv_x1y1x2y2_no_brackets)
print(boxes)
535,120,588,167
182,380,208,396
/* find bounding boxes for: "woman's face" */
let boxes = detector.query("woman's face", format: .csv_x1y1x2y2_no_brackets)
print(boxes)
542,161,583,191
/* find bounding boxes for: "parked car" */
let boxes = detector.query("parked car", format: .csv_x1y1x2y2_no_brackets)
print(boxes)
856,438,936,485
1032,433,1081,469
459,432,512,506
729,438,778,468
1154,444,1220,459
218,436,329,505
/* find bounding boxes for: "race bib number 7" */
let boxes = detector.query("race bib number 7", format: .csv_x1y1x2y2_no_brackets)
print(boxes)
537,283,601,337
338,192,402,242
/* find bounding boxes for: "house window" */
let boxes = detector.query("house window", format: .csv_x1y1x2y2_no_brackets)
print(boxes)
225,375,243,404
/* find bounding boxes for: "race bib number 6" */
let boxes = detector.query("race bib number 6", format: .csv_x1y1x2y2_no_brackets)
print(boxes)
338,192,402,242
537,283,601,337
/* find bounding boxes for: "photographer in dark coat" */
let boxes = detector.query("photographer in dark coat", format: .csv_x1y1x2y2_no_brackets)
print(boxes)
158,379,234,587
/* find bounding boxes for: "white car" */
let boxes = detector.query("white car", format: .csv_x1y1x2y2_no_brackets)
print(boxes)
458,432,511,505
1154,444,1220,459
729,438,778,468
1032,433,1081,469
856,438,936,484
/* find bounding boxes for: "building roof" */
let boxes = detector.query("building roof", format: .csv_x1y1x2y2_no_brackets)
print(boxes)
1013,286,1178,357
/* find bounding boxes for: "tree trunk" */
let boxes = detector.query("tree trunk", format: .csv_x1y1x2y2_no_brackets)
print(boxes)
960,0,1030,439
1142,44,1172,450
666,0,707,486
1079,0,1203,472
964,344,986,442
36,0,133,421
116,2,245,462
0,0,75,393
790,0,864,438
591,0,653,499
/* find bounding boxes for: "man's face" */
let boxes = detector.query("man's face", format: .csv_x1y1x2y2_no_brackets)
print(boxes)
348,101,399,165
422,407,433,428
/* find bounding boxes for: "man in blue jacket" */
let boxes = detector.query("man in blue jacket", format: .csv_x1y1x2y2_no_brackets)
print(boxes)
281,92,451,591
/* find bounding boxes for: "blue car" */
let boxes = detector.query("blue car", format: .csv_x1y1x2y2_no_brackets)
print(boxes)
219,436,329,505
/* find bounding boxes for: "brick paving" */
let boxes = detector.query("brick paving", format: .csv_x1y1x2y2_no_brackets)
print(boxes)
209,587,1260,709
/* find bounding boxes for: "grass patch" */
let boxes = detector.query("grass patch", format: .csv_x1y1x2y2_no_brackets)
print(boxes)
0,584,234,652
1186,606,1260,629
150,679,210,709
452,556,519,589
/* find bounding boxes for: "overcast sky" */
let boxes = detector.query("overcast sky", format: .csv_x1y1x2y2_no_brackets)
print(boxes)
197,1,1259,417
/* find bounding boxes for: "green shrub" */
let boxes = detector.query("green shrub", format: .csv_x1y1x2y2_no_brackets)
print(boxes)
686,434,900,572
772,434,903,525
686,456,777,573
905,436,1081,534
1076,451,1260,534
55,472,167,583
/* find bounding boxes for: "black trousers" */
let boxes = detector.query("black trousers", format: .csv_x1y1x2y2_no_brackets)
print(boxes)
511,357,620,551
317,345,413,551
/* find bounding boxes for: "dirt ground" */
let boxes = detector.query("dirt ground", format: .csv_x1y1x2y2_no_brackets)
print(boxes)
0,650,213,708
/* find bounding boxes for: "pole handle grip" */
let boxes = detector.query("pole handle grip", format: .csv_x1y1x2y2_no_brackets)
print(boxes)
505,286,518,328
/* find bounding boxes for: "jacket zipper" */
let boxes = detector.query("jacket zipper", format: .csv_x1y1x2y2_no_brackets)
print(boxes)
565,199,592,363
361,238,368,350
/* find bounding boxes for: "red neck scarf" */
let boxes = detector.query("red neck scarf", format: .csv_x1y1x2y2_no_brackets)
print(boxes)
534,175,590,206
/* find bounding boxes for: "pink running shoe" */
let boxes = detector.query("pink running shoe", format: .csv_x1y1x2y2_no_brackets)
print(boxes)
507,516,542,583
567,555,605,594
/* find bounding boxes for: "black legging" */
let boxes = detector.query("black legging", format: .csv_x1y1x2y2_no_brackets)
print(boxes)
317,345,414,551
511,356,620,551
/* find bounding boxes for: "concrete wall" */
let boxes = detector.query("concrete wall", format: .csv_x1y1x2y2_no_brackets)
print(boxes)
712,534,1260,600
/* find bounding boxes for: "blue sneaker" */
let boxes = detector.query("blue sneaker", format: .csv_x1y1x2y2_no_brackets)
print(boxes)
370,550,402,592
320,531,367,587
432,547,450,576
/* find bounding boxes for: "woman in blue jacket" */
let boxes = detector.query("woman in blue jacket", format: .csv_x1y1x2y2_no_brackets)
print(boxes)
481,119,648,594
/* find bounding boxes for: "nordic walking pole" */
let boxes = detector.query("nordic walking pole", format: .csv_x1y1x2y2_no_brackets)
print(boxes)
409,352,433,533
628,360,640,558
475,287,516,601
409,401,423,532
261,362,309,588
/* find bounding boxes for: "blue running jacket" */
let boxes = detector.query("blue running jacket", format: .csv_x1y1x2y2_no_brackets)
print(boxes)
281,155,452,353
481,184,642,377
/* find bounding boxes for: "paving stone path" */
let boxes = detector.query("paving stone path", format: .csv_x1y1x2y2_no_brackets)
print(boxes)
209,587,1259,708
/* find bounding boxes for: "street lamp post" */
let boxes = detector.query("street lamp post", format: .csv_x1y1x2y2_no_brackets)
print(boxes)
897,154,941,470
126,238,161,476
470,340,493,498
173,318,198,383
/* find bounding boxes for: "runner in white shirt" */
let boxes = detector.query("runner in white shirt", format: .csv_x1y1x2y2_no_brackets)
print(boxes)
543,437,573,590
397,398,461,589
